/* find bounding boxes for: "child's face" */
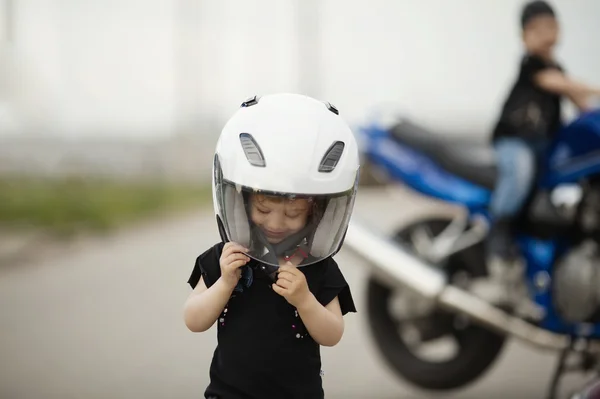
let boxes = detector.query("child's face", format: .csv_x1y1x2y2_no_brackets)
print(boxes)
523,15,559,56
249,194,311,244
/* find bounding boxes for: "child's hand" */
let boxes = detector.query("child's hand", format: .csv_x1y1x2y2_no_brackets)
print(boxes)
219,242,250,289
273,262,311,308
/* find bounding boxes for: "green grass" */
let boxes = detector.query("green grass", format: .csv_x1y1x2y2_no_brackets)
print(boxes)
0,177,212,236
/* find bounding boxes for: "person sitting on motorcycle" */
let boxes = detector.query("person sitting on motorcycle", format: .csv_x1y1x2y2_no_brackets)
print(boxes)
487,0,600,276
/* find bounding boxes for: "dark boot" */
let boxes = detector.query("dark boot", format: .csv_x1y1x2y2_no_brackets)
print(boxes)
473,218,529,310
486,217,515,263
485,217,521,296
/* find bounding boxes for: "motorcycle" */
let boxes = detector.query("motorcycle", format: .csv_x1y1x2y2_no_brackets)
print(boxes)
344,108,600,399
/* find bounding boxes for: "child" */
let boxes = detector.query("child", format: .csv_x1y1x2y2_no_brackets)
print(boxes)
488,0,600,274
183,93,360,399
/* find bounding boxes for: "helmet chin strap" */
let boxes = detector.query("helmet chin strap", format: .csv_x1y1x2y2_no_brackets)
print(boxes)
250,224,314,280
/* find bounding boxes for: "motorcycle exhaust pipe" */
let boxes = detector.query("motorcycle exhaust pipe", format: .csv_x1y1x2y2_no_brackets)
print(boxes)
344,219,586,351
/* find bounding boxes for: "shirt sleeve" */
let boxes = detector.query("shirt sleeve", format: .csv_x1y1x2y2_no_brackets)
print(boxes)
187,242,223,289
522,54,561,83
315,258,357,315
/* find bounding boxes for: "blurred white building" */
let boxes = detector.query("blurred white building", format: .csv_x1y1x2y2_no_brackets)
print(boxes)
1,0,599,179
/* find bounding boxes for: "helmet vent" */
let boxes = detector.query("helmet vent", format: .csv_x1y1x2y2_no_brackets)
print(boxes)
239,133,266,167
241,95,259,107
319,141,345,173
324,101,339,115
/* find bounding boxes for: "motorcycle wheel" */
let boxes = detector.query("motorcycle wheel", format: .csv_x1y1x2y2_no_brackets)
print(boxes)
366,218,507,391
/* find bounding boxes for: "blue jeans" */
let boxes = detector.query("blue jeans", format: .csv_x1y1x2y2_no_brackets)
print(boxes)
490,138,545,219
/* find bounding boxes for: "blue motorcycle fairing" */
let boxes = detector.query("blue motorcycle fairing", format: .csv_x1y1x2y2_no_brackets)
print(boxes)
544,110,600,187
361,125,492,211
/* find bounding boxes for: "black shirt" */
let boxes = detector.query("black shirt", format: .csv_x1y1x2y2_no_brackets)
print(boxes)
493,54,564,141
187,242,357,399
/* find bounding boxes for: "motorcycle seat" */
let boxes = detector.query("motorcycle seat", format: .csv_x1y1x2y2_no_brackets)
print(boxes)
390,120,497,190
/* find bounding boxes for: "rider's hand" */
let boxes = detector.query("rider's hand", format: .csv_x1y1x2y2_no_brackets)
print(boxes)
219,242,250,289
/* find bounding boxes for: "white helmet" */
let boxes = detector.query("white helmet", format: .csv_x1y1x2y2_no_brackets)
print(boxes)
212,93,360,270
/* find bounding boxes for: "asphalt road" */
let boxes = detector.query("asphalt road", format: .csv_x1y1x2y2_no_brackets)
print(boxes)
0,186,591,399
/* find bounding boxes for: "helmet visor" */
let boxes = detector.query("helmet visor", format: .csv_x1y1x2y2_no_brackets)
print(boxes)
214,176,357,268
